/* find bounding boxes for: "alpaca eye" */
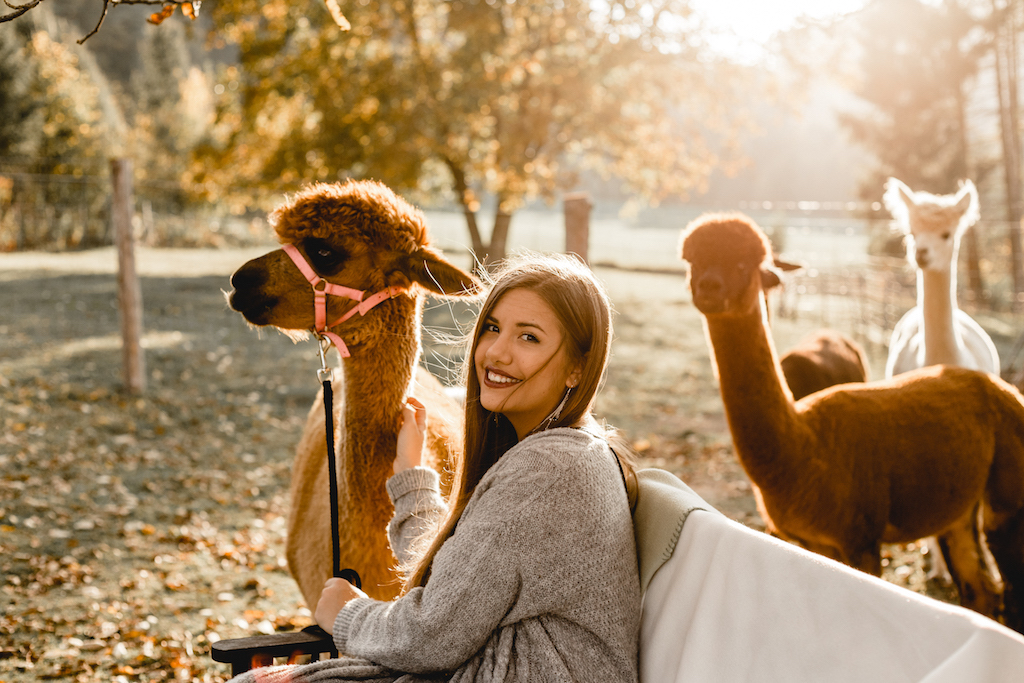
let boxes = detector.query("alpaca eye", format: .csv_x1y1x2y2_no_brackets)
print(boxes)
941,232,951,240
304,238,347,272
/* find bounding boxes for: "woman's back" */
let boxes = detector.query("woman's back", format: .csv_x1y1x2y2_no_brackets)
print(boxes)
340,427,640,683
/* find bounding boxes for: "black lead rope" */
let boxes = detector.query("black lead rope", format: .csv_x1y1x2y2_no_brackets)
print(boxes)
317,337,362,590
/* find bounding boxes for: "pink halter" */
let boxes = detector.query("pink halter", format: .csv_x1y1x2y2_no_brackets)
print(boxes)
282,243,405,358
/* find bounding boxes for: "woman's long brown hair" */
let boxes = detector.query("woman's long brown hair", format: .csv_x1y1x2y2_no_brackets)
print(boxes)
402,253,637,591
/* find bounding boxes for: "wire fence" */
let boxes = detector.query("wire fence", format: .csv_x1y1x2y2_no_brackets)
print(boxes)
0,157,267,251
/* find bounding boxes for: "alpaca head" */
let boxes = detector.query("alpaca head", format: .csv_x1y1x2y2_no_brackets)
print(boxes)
679,212,777,316
883,177,979,272
228,180,480,346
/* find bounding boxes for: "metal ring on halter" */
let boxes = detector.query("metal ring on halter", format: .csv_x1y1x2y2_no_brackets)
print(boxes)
316,334,334,383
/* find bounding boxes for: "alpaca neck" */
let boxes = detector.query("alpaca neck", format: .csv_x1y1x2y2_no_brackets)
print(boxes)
703,297,799,489
918,262,963,366
338,297,421,502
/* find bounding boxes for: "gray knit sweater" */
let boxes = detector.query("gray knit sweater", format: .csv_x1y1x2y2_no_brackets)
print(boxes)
227,428,640,683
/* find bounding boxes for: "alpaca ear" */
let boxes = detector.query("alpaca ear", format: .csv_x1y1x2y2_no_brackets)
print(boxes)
953,180,978,216
398,248,481,297
898,185,915,208
772,256,803,273
761,267,782,291
884,177,914,207
882,178,914,229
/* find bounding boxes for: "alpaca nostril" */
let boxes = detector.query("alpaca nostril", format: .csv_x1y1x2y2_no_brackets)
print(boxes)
230,263,267,290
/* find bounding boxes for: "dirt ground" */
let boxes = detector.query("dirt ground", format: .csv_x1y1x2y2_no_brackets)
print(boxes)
0,246,957,682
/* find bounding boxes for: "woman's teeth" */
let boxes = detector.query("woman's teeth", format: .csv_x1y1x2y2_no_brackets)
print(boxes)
487,370,520,385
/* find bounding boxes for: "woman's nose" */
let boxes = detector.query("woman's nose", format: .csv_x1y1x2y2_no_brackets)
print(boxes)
486,334,512,364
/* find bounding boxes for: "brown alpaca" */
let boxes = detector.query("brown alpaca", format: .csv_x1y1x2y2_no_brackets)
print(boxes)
679,212,1024,631
779,330,869,400
228,180,479,607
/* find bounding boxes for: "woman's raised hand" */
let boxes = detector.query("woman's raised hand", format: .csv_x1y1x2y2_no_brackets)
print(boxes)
394,396,428,474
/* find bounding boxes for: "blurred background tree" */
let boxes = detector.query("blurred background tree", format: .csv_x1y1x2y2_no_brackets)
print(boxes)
0,6,120,249
780,0,1011,302
194,0,751,263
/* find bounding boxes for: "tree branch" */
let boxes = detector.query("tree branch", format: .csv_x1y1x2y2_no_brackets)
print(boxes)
1,0,44,24
1,0,202,44
78,0,112,44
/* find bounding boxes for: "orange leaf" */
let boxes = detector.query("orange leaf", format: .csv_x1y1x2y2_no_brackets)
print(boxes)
148,4,176,26
181,2,196,20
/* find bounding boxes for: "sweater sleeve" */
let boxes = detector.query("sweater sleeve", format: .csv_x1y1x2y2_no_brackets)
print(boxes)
332,452,559,673
385,466,447,567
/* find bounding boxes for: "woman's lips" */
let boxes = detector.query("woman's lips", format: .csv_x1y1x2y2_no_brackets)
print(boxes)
482,368,522,388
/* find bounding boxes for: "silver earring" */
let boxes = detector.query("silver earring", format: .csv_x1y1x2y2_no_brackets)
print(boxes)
547,386,573,425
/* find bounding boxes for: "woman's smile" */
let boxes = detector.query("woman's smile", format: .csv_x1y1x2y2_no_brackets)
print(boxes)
483,367,522,387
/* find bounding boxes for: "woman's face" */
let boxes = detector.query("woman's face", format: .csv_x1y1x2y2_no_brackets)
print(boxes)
474,288,580,439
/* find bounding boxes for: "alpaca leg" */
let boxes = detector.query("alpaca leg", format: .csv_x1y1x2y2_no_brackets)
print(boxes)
844,543,882,577
923,535,952,584
985,505,1024,633
937,504,1003,622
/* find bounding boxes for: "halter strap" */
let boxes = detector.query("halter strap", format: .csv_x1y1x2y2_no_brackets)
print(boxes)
282,243,405,358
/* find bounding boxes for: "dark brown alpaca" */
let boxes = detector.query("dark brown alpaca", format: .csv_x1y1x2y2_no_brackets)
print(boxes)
680,212,1024,631
228,180,479,607
780,330,869,400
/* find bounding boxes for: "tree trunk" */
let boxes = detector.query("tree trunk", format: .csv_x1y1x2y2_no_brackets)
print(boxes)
955,80,985,304
444,157,486,259
994,0,1024,302
488,210,512,266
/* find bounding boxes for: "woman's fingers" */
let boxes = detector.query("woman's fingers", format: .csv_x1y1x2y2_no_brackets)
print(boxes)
403,396,428,430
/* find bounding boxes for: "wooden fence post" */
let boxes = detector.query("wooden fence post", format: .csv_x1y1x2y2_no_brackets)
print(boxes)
564,192,592,265
111,158,146,394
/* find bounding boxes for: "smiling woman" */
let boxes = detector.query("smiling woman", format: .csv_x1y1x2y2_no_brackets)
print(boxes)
231,252,644,683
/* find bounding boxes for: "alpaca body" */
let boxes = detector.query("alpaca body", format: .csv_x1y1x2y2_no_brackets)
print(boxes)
710,313,1004,559
780,329,869,400
886,304,999,376
681,212,1024,631
285,330,461,606
228,181,478,607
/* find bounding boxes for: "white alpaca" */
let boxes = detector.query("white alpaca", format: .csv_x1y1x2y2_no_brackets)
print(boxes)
883,177,1000,583
884,178,999,378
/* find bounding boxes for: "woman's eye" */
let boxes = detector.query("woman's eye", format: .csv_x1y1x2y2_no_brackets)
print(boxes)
521,333,538,343
484,323,499,333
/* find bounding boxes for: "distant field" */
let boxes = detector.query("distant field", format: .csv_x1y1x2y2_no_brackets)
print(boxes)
423,207,874,271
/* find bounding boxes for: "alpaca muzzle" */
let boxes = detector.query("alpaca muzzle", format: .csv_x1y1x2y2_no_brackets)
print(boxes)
692,273,728,313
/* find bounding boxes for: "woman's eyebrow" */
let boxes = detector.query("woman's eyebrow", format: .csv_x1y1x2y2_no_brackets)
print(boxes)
484,314,545,333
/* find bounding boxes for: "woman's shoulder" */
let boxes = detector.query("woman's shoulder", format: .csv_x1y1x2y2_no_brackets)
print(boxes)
500,427,613,478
